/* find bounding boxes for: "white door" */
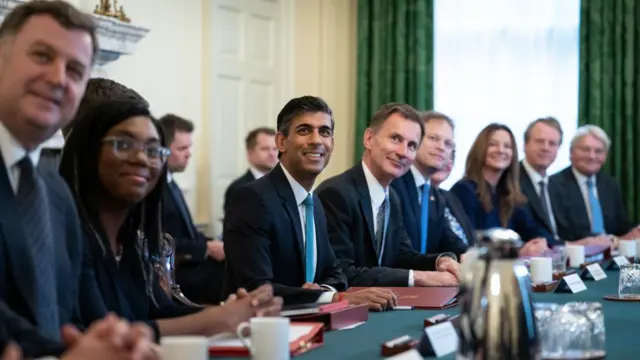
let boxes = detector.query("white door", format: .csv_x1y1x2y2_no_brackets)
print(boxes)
208,0,292,235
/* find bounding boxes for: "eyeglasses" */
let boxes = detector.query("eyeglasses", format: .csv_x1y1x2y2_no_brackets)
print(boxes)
102,136,171,167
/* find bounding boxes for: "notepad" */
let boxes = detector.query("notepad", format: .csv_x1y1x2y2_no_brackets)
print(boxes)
210,324,315,348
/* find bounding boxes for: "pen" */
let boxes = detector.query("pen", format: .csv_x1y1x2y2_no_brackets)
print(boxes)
394,305,414,310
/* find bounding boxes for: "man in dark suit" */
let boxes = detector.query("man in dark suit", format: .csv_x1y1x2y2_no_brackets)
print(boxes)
0,2,98,357
431,148,475,247
316,103,460,287
223,127,278,213
159,114,225,305
519,117,564,245
391,111,467,256
550,125,640,242
224,96,396,309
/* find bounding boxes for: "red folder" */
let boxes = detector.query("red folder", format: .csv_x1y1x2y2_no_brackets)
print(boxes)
209,322,324,357
347,287,459,309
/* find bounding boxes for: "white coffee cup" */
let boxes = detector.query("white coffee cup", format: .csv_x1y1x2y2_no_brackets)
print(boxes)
530,257,553,283
619,240,637,258
566,245,585,267
237,317,290,360
161,336,208,360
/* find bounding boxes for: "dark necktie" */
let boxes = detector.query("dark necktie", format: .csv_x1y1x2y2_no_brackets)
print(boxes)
15,157,59,339
302,194,315,283
538,180,551,225
419,183,430,254
374,195,389,264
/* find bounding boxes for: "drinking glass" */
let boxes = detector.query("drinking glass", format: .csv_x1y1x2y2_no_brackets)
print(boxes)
534,302,606,359
618,264,640,299
550,246,567,273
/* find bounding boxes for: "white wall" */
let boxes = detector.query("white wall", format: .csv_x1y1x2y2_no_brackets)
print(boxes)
71,0,204,215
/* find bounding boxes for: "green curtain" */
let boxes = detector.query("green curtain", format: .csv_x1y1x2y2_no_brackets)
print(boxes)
354,0,434,162
578,0,640,222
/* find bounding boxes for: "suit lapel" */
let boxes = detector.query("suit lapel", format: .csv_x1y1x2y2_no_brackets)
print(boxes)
404,173,421,221
168,182,196,238
0,156,38,319
352,164,376,250
520,163,552,231
271,165,305,270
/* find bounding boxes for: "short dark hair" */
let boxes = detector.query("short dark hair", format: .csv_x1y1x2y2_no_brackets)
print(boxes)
420,110,455,130
524,116,564,145
0,0,98,60
369,103,424,140
63,78,149,137
158,114,194,145
276,96,334,136
245,127,276,150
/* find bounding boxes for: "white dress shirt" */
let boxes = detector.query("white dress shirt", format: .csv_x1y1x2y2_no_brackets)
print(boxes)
0,121,42,194
410,165,430,204
281,165,335,303
249,166,266,180
361,162,415,286
571,167,598,227
522,159,557,234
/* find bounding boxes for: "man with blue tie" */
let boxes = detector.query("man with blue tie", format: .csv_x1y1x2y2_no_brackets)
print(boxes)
391,111,468,256
223,96,397,309
550,125,640,242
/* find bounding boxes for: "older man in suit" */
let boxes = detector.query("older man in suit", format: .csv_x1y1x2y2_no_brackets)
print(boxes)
391,111,467,256
223,127,278,213
0,1,98,357
316,103,460,287
224,96,396,309
550,125,640,242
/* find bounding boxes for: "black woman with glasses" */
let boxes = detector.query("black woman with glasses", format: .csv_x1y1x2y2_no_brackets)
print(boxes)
59,100,282,341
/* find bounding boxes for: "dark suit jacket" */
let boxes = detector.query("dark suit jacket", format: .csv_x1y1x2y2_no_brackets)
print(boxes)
316,163,440,287
391,171,468,255
223,170,255,214
163,180,224,304
519,162,556,237
550,166,633,241
450,179,551,242
439,189,476,246
223,164,347,305
78,230,202,341
0,158,81,358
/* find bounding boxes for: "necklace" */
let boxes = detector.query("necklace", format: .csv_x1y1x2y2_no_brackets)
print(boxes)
114,243,124,262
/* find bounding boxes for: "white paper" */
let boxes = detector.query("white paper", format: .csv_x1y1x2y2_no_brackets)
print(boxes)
385,334,412,348
388,349,424,360
424,321,459,357
337,321,365,330
209,325,314,348
563,273,587,293
614,255,631,266
586,263,607,281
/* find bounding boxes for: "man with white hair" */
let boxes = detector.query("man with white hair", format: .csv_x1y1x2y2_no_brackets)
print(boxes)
550,125,640,242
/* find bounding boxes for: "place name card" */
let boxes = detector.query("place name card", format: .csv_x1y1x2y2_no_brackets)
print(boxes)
585,263,607,281
422,322,459,357
388,349,423,360
554,273,587,293
607,255,631,270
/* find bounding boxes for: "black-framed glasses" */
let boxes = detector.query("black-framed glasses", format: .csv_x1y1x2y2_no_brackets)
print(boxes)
102,136,171,167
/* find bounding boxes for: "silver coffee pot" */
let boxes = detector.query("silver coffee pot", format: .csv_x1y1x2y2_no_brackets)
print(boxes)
457,228,540,360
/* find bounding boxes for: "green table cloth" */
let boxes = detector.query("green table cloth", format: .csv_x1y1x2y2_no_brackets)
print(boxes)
216,271,639,359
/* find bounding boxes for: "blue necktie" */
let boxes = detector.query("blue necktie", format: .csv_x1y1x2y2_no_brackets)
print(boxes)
586,179,604,234
303,194,315,283
420,183,430,254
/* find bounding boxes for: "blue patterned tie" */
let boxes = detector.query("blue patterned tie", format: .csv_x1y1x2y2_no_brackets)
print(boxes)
586,179,604,234
303,194,315,283
444,206,468,244
420,183,430,254
15,157,59,340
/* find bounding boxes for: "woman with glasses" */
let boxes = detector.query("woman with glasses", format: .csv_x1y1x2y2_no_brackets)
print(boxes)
59,100,282,340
